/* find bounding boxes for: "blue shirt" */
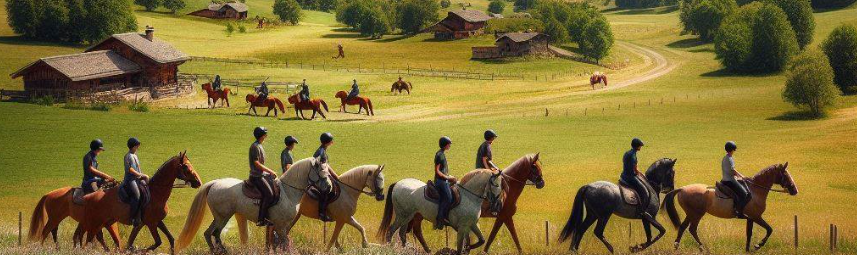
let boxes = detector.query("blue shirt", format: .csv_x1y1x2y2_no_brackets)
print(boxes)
82,151,99,182
622,149,638,179
123,152,142,183
434,150,448,183
314,146,328,164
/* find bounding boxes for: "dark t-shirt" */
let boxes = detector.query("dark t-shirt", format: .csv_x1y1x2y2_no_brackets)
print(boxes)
622,149,638,179
82,151,98,182
434,150,448,183
281,149,294,173
314,146,328,164
475,141,493,169
249,141,266,177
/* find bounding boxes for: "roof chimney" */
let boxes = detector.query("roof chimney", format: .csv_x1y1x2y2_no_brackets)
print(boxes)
144,26,154,41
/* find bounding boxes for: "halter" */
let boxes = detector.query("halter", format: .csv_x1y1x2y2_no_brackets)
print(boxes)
151,157,192,189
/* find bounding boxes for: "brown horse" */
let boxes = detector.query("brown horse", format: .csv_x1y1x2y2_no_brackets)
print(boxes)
662,163,798,252
406,154,545,253
590,73,608,89
201,83,231,108
245,94,286,117
391,80,412,94
334,91,374,116
80,152,202,253
29,183,119,250
287,94,329,120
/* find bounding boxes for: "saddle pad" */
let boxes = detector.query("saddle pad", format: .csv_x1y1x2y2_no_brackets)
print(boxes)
424,180,462,209
617,180,639,205
118,181,151,207
72,188,86,205
714,181,736,200
307,180,341,203
242,177,281,206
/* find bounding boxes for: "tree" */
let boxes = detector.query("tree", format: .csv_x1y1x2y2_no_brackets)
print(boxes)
768,0,814,49
579,17,613,62
317,0,338,11
714,17,752,70
274,0,303,25
488,0,505,14
396,0,439,34
680,0,736,42
81,0,137,43
6,0,41,37
440,0,451,8
162,0,185,13
514,0,538,11
5,0,134,43
134,0,161,11
39,0,70,39
782,50,839,117
714,2,797,73
822,24,857,93
359,7,389,38
810,0,856,8
542,18,569,43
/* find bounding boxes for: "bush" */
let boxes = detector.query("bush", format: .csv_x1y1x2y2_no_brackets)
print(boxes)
238,23,247,33
440,0,451,8
680,0,736,42
225,22,235,35
769,0,814,49
616,0,668,8
489,0,506,13
336,0,369,29
782,50,839,117
810,0,856,8
485,17,544,33
6,0,136,43
31,95,55,106
396,0,439,34
134,0,161,11
822,25,857,93
579,18,613,62
162,0,185,13
714,2,798,73
359,7,390,38
514,0,539,11
531,1,612,59
274,0,303,25
128,102,150,112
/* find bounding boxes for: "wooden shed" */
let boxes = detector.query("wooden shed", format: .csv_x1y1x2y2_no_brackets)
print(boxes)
425,9,492,40
189,2,249,19
472,32,552,59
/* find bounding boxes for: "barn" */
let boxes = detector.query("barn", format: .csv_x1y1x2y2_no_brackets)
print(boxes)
425,9,492,40
189,2,249,19
472,32,552,59
10,27,192,101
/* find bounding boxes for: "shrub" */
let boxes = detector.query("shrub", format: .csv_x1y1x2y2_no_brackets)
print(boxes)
162,0,186,13
514,0,539,11
440,0,451,8
396,0,439,34
579,17,613,62
810,0,856,8
489,0,506,13
6,0,136,43
485,17,544,33
336,0,369,29
225,22,236,35
359,7,390,38
616,0,667,8
782,50,839,117
714,2,798,73
274,0,303,25
31,95,55,106
821,24,857,93
134,0,161,11
238,23,247,33
531,1,612,59
768,0,814,49
680,0,736,42
128,102,150,112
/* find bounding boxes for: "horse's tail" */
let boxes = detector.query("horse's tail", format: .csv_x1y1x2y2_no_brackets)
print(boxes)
376,182,397,241
367,98,374,115
275,98,286,112
28,195,49,241
320,100,329,112
176,181,215,251
235,213,249,245
662,188,682,229
559,185,588,243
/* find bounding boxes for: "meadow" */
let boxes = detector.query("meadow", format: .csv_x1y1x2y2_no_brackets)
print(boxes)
1,0,857,254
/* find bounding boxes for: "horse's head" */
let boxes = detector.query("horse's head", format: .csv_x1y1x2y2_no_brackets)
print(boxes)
486,171,504,216
202,83,211,91
287,94,298,104
526,153,545,189
309,157,332,191
775,162,798,196
645,158,676,193
175,151,202,189
366,165,386,201
335,91,347,99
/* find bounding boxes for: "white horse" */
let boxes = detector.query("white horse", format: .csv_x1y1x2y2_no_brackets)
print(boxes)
378,169,504,254
175,157,330,252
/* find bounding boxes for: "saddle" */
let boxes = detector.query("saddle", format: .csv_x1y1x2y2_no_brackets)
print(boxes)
72,188,86,205
715,181,738,200
424,180,462,209
117,180,151,207
242,175,281,206
306,180,341,203
618,179,645,205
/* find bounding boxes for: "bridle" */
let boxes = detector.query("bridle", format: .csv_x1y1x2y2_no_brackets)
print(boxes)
457,174,502,204
744,168,792,194
501,161,542,186
151,158,194,189
336,168,383,196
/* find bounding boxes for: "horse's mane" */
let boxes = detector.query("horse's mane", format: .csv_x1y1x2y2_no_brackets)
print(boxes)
460,169,494,184
339,165,376,186
150,155,180,184
752,164,783,179
502,154,533,174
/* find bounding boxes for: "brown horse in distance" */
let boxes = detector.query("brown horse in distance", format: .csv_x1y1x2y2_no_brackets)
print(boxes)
590,73,607,89
662,163,798,252
391,80,412,94
245,94,286,117
287,94,329,120
407,154,545,253
334,91,374,116
201,83,231,108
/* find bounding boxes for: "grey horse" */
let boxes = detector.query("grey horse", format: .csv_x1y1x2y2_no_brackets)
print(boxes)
558,158,677,253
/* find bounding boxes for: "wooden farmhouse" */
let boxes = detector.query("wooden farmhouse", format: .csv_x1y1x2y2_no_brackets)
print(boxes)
10,27,192,101
472,32,552,59
426,9,492,40
189,2,249,19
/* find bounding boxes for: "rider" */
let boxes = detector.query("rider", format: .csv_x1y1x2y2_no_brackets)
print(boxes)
212,75,223,91
123,137,149,226
299,79,310,103
82,139,114,194
281,136,298,173
434,136,456,230
256,81,269,103
476,130,499,171
722,141,750,219
249,127,278,226
346,79,359,101
314,132,339,222
622,138,649,217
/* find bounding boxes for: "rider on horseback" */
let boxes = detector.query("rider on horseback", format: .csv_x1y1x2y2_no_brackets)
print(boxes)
434,136,456,230
314,132,339,222
722,141,750,219
476,130,499,171
249,127,277,226
623,138,649,217
298,79,310,103
212,75,223,92
281,136,298,173
346,79,359,101
123,137,150,226
82,139,114,194
256,81,270,104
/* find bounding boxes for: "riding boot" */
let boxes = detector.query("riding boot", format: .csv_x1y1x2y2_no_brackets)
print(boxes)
319,193,332,222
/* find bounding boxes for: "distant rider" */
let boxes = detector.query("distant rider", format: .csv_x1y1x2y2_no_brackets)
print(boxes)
346,79,360,101
123,137,149,226
299,79,310,103
249,127,277,226
82,139,114,194
476,130,499,171
212,75,223,91
722,141,750,219
622,138,649,216
281,136,298,173
313,132,340,222
256,81,269,103
434,136,456,230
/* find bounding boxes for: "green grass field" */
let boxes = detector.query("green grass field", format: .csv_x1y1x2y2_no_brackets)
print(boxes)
1,0,857,254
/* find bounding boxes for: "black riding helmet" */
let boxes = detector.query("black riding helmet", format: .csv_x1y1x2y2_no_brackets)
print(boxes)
90,139,105,151
631,138,644,148
285,136,298,145
254,127,268,140
725,141,737,152
484,130,498,140
320,132,334,144
439,136,452,148
127,137,141,149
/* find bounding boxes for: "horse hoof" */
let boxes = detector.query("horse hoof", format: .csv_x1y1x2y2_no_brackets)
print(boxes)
754,244,762,250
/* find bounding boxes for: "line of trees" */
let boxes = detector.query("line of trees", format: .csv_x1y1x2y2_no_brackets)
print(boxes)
134,0,186,13
334,0,438,38
531,1,614,62
6,0,137,43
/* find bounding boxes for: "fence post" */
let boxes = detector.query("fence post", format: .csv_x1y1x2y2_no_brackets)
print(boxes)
830,224,834,251
545,108,549,117
18,211,22,246
545,220,550,246
446,227,449,248
794,215,798,249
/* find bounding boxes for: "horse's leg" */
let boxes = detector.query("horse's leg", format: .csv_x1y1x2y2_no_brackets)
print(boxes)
157,221,176,254
752,217,773,250
204,217,228,253
411,218,431,253
50,228,58,248
504,218,524,253
593,216,614,254
325,222,345,251
73,224,83,248
674,217,691,249
107,223,120,250
483,220,503,253
265,105,272,117
745,219,753,252
455,225,469,254
637,213,666,251
572,213,597,251
688,217,705,251
125,224,144,251
468,224,485,250
145,224,163,252
344,216,370,248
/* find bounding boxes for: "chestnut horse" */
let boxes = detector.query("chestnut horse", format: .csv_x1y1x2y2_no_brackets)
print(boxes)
391,80,412,94
287,94,329,120
406,154,545,253
662,163,798,252
201,83,231,108
334,91,374,116
29,183,119,250
245,94,286,117
590,73,607,89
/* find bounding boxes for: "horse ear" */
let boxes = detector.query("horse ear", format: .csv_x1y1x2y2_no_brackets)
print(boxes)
672,158,678,164
379,164,385,172
784,162,789,168
534,152,540,161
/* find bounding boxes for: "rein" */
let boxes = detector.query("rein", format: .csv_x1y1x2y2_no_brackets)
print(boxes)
335,178,376,196
744,179,789,193
456,183,487,200
501,173,536,186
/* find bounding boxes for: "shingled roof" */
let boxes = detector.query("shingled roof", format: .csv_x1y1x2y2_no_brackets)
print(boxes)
207,2,248,12
450,9,492,23
497,32,547,43
10,50,142,81
85,32,189,64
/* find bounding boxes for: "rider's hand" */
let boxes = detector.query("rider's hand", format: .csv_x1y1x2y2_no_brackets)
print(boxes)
448,177,457,184
106,176,115,183
141,174,150,181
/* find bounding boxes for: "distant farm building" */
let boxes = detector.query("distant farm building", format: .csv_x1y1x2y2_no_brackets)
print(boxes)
472,32,552,59
189,2,249,19
426,9,492,40
10,27,193,101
